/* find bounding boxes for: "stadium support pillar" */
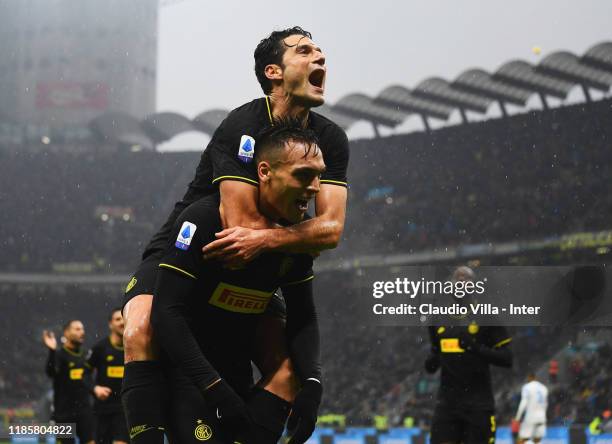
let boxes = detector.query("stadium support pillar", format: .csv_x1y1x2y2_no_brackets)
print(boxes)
371,122,381,138
420,115,431,132
459,108,468,124
581,85,593,102
499,101,508,117
539,92,549,110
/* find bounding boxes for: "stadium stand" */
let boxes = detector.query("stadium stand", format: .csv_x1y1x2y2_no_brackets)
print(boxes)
1,98,611,273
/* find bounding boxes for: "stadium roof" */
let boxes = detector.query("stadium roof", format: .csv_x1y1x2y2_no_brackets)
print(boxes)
88,40,612,145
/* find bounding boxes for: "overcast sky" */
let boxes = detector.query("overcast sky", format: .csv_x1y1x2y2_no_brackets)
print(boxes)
156,0,612,148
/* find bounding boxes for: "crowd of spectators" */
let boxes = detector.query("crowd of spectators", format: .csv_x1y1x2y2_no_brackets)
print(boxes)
1,99,611,272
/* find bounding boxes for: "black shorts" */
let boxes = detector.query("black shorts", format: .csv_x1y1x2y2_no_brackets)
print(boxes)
122,254,287,319
96,410,129,443
54,410,95,444
430,404,496,444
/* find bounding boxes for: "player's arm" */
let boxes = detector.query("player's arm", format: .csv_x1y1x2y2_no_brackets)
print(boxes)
87,345,111,399
424,327,441,374
204,125,349,262
515,386,528,421
42,330,58,377
460,327,513,367
281,275,322,444
150,204,251,430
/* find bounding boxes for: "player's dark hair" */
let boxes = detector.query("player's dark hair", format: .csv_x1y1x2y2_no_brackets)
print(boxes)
255,118,320,164
254,26,312,94
109,307,122,321
63,319,80,331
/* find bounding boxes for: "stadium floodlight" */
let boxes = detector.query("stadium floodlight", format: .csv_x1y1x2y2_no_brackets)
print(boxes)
453,69,533,107
192,109,229,135
412,77,493,114
582,41,612,73
374,85,453,120
142,112,195,143
333,93,408,128
493,60,574,100
537,51,612,93
315,104,358,130
89,112,154,150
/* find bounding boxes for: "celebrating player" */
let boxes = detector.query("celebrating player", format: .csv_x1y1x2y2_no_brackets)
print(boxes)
43,321,95,444
151,121,324,443
515,373,548,444
121,26,348,443
425,266,513,444
88,308,129,444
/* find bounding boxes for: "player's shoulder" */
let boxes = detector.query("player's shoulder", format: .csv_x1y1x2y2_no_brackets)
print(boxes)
92,337,107,350
224,97,268,127
309,110,347,139
177,195,221,225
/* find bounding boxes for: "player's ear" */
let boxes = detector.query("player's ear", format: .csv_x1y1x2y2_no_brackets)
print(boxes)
258,161,272,183
264,64,283,81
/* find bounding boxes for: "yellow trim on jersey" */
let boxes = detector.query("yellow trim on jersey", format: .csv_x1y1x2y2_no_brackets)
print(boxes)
109,336,124,351
320,179,348,187
212,175,258,186
159,263,197,280
265,96,274,124
494,337,512,348
282,275,315,286
63,346,83,357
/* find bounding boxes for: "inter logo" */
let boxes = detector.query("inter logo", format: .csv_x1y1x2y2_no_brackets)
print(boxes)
238,135,255,163
194,420,212,441
175,221,197,251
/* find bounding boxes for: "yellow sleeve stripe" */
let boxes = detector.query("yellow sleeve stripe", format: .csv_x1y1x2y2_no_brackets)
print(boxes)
320,179,348,187
282,275,315,286
494,338,512,348
159,263,197,280
212,175,258,186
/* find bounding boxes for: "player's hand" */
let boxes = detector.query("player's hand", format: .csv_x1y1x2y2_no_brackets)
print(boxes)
204,379,252,439
94,385,112,400
42,330,57,350
202,227,269,266
287,380,323,444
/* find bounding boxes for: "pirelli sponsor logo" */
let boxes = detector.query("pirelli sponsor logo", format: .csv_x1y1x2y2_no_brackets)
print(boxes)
69,368,84,380
440,338,465,353
208,282,273,314
107,366,125,378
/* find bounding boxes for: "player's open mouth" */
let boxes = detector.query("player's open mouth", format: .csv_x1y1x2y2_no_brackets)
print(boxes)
296,199,309,211
308,69,325,90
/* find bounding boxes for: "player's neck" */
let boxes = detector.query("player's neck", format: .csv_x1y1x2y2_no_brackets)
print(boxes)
64,341,80,352
109,332,123,348
257,193,281,225
268,92,309,124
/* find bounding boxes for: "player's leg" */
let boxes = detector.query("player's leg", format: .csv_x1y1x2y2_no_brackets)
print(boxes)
111,410,129,444
429,404,463,444
532,422,546,444
517,420,533,444
77,409,96,444
249,295,299,444
121,257,166,443
165,370,234,444
463,409,496,444
95,412,111,444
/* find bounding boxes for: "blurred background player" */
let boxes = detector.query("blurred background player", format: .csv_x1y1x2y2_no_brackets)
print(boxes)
515,372,548,444
121,26,348,443
425,266,513,444
43,321,95,444
88,308,128,444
